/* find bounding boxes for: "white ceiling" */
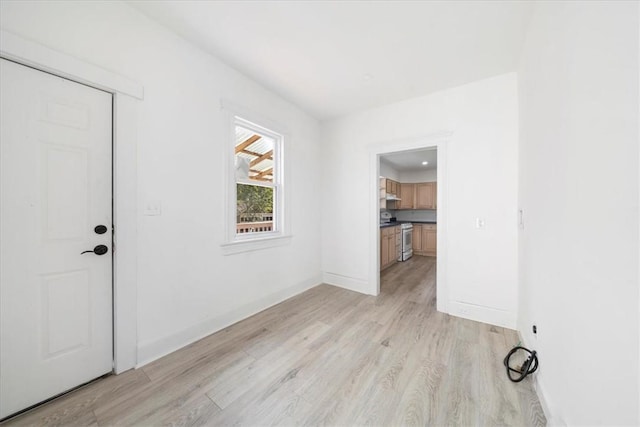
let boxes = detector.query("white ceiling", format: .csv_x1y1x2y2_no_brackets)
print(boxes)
129,1,533,120
381,148,437,172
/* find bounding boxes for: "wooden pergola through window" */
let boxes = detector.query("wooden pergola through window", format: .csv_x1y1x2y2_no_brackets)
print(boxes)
235,128,274,182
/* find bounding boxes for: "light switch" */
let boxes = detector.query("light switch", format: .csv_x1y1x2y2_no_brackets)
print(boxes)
476,218,485,229
143,200,162,216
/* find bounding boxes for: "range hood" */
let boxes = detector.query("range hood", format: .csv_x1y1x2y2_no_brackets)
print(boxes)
386,194,401,201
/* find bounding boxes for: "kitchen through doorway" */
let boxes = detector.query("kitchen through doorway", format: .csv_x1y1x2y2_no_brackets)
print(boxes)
379,147,438,294
368,134,449,314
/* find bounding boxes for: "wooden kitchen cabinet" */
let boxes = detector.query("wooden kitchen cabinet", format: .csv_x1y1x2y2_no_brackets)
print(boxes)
413,223,437,257
381,178,400,210
416,183,435,209
386,179,399,196
412,225,422,252
389,179,399,209
398,183,415,209
422,224,437,256
397,182,436,210
380,228,389,269
380,225,401,271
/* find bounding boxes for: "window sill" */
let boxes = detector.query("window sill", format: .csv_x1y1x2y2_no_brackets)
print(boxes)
221,234,292,255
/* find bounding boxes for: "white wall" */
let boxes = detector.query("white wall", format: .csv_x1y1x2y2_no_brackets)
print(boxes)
0,1,322,365
321,73,520,328
398,168,437,183
379,160,400,181
518,1,639,425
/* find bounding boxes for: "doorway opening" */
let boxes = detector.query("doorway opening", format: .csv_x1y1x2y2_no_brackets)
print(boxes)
368,133,450,314
378,147,438,299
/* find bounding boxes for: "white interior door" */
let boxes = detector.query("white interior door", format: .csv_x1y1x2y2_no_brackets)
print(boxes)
0,59,113,419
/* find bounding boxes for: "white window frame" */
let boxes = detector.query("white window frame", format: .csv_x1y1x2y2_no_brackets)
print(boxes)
221,101,292,255
234,117,283,239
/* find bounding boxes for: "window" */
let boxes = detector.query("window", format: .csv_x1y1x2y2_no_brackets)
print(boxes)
232,117,283,240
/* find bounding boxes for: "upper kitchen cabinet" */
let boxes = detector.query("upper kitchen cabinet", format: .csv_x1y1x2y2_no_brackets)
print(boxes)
380,177,400,209
386,179,399,196
416,183,436,209
398,183,415,209
397,182,436,210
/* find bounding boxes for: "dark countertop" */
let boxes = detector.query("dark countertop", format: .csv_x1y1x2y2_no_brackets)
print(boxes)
380,222,403,228
380,221,436,228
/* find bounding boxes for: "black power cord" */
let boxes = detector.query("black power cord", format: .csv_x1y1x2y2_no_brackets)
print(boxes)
503,346,539,382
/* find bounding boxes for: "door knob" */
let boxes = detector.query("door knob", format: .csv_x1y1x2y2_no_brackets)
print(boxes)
81,245,109,255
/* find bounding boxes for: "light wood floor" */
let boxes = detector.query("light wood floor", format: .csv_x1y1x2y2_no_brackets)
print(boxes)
3,256,546,426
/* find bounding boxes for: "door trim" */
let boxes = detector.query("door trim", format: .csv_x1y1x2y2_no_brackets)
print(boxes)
1,30,141,373
0,30,143,99
368,132,452,314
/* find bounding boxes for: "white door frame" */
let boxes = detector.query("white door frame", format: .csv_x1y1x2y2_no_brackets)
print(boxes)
368,132,452,314
0,30,141,373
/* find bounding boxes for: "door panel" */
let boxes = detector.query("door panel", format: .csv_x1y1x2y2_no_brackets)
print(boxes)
42,269,91,358
0,59,113,419
45,146,89,239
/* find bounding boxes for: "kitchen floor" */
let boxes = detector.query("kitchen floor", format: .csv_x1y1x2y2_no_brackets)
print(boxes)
3,256,545,426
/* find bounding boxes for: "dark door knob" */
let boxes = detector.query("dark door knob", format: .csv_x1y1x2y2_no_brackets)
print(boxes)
81,245,109,255
94,225,108,234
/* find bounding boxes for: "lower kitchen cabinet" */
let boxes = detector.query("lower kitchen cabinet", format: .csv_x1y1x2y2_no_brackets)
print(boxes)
380,225,401,271
423,225,437,256
412,226,422,252
412,223,437,257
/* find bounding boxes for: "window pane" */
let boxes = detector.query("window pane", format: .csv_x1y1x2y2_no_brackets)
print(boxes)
235,126,275,183
236,183,274,234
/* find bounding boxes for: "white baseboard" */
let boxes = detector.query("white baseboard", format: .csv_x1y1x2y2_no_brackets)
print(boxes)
136,275,321,367
322,272,373,295
534,376,564,426
518,332,564,426
448,300,516,329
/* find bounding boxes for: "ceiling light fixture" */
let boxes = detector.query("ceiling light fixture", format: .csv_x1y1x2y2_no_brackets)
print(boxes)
422,161,428,165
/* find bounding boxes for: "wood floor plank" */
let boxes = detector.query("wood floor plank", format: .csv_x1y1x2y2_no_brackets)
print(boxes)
297,343,389,426
93,351,254,425
2,256,546,427
142,323,267,382
2,369,150,427
383,357,447,426
205,321,330,410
